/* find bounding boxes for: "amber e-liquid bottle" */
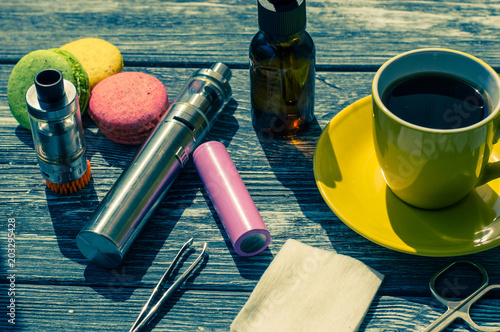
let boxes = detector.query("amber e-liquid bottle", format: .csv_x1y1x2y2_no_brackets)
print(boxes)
250,0,315,139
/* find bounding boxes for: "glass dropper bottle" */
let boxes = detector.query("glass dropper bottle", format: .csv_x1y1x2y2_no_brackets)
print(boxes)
250,0,315,139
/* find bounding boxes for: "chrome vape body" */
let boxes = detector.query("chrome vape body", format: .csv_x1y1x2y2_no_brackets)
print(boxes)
77,63,232,268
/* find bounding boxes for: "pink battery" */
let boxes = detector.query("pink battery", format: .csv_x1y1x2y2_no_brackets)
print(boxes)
193,141,271,256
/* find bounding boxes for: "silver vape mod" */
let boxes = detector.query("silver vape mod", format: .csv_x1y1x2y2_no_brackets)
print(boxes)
26,69,89,192
77,63,232,268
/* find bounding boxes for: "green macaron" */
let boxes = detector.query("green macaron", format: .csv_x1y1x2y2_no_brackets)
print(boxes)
7,48,90,130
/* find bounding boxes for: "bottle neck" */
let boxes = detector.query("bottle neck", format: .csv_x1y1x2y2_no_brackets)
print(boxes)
261,29,304,46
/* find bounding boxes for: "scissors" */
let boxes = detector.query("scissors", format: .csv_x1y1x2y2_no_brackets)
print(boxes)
423,260,500,332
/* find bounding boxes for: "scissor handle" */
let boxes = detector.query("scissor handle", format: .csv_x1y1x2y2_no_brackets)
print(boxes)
429,260,489,306
462,284,500,332
424,260,491,332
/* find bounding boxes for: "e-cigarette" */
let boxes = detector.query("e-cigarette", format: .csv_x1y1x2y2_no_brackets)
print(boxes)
77,63,232,268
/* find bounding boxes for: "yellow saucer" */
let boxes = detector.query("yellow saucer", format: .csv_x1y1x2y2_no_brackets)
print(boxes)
314,96,500,256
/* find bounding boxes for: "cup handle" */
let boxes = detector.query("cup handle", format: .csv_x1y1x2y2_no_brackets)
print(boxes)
476,160,500,187
476,120,500,187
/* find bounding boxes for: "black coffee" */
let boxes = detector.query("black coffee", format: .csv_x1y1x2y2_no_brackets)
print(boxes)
382,73,490,129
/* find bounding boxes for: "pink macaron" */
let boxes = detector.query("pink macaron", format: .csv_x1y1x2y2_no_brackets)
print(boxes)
89,71,169,145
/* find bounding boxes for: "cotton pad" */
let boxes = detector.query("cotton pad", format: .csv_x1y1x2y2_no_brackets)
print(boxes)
231,239,384,332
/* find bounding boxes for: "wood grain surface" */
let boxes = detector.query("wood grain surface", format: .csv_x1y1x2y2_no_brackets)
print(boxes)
1,0,499,67
1,1,500,331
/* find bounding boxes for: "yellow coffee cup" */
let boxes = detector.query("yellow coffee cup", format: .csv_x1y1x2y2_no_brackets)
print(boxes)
372,48,500,209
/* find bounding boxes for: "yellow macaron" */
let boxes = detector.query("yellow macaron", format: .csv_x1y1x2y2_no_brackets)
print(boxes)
61,38,124,91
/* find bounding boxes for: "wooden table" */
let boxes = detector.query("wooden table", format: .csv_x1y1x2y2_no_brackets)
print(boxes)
1,1,500,331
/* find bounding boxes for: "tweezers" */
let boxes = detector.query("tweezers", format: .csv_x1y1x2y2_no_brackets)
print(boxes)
129,238,208,332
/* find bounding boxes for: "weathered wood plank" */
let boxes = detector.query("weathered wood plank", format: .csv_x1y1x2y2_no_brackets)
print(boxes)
0,285,499,331
0,0,499,67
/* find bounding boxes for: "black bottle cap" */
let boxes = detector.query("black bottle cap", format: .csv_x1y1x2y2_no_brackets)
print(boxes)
35,69,65,103
258,0,306,37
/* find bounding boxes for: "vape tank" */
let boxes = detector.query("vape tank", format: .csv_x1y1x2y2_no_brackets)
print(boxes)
77,63,232,268
26,69,91,194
